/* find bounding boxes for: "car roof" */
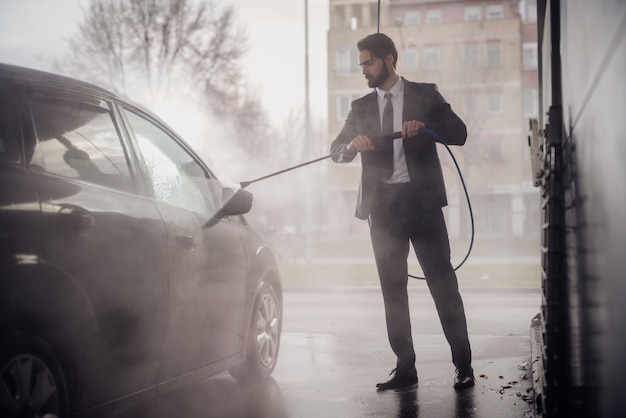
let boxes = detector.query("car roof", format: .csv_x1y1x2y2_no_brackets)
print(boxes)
0,62,118,99
0,62,182,139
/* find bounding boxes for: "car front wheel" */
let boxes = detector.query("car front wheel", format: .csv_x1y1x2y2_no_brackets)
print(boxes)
229,282,281,382
0,334,70,418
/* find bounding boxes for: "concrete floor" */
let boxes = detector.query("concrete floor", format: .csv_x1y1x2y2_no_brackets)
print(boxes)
107,286,540,417
272,286,539,418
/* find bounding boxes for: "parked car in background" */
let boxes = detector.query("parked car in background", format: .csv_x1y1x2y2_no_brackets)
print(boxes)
0,63,283,418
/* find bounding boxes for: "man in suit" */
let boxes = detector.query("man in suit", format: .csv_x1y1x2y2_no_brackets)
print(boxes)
330,33,474,391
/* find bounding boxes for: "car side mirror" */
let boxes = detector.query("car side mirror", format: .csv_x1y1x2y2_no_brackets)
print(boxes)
203,188,253,228
220,188,253,216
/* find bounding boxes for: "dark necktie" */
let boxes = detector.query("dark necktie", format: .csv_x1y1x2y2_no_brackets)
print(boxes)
380,92,394,179
382,92,394,135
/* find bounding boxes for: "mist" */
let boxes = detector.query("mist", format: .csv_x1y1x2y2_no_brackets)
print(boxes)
0,1,550,417
0,0,544,291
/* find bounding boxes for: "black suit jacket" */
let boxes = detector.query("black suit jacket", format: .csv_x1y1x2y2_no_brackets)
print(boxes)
331,79,467,220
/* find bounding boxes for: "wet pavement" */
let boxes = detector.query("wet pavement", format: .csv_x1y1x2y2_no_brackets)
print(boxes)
112,286,540,418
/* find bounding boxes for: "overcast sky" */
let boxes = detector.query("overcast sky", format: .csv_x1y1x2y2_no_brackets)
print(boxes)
0,0,329,127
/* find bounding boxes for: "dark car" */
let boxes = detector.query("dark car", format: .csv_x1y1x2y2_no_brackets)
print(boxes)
0,63,283,418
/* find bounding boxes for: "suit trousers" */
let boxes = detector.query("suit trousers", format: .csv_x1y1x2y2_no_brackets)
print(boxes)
368,182,472,372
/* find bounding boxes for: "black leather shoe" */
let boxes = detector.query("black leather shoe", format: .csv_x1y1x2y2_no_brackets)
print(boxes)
376,367,418,391
453,368,475,390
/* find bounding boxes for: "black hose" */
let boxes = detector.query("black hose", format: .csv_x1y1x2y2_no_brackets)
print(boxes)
408,128,474,280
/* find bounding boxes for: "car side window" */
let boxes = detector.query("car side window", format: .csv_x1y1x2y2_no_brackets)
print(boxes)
29,96,133,192
123,109,221,216
0,80,20,164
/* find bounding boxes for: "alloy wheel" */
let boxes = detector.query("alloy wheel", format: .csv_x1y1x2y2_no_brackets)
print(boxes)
255,292,280,368
0,353,62,418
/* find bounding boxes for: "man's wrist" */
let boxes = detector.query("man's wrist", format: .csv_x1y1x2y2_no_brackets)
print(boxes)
344,145,357,157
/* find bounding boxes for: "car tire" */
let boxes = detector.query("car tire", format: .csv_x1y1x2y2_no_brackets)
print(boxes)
0,334,70,418
229,282,282,382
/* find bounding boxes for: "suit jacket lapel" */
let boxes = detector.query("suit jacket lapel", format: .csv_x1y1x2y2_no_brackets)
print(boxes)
402,78,421,122
362,90,381,137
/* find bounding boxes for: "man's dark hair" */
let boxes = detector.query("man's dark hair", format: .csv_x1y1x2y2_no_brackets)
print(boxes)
357,33,398,68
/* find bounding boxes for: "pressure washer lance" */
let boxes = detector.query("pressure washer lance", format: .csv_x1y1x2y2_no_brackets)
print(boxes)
239,128,474,280
239,131,403,189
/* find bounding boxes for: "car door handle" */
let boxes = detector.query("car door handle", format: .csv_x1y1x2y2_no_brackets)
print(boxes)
58,204,95,232
175,234,196,250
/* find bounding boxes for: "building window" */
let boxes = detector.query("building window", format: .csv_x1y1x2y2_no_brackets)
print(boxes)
369,4,379,27
403,48,419,71
330,5,344,29
351,4,362,29
362,3,373,26
486,41,501,67
487,91,503,113
464,90,480,113
405,11,420,26
344,4,353,26
335,48,359,75
485,134,504,161
523,43,538,69
523,88,538,116
521,0,537,23
426,9,442,24
464,5,481,21
486,4,504,20
336,95,351,121
464,43,479,68
336,93,362,121
488,141,503,161
476,195,509,235
423,45,440,70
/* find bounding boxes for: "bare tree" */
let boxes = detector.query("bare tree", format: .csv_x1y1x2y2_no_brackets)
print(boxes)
54,0,274,156
58,0,242,99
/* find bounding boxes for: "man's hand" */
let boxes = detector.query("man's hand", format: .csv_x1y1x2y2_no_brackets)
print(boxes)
402,120,425,139
346,122,425,154
347,135,375,153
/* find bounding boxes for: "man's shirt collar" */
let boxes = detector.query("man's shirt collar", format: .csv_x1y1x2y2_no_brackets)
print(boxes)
376,75,402,100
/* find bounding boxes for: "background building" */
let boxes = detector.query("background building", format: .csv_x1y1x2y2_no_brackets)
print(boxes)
325,0,539,263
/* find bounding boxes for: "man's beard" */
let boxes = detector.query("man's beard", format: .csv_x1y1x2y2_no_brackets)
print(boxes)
366,64,390,88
